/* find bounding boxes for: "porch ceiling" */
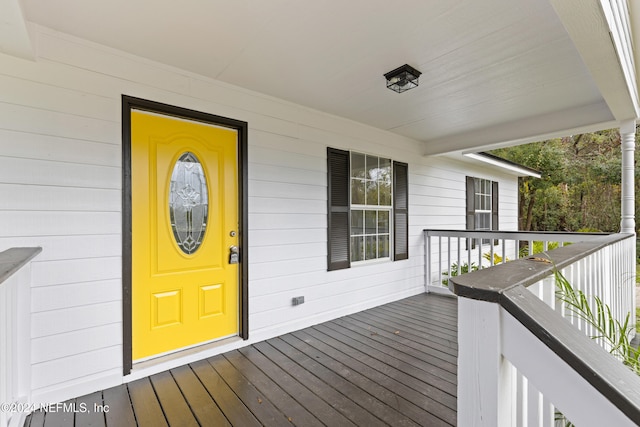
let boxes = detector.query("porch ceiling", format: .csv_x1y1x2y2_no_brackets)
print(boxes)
15,0,640,154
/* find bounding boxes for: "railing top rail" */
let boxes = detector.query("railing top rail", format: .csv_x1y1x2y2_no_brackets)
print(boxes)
502,285,640,423
423,228,611,242
448,233,633,300
0,247,42,286
450,232,640,423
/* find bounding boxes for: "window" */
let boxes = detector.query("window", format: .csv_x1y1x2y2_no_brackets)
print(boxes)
350,153,391,262
327,148,408,270
465,176,499,246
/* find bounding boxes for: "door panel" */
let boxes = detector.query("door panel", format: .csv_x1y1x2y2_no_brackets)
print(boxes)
131,110,239,361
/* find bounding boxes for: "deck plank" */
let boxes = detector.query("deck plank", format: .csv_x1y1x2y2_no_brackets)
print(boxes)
75,391,106,427
258,338,381,427
207,353,292,426
333,316,458,373
282,331,428,427
315,322,457,397
363,307,458,349
289,329,456,425
128,377,168,427
190,359,262,427
149,371,199,427
170,364,231,427
223,350,324,427
24,293,459,426
42,400,75,427
102,385,136,427
238,345,355,426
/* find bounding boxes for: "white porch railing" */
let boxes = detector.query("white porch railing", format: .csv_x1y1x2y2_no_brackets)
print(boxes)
423,229,615,295
0,248,41,427
447,233,640,426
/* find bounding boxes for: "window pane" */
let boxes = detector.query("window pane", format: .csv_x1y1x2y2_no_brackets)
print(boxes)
366,155,379,180
352,152,366,178
379,158,391,174
379,179,391,206
378,235,389,258
351,236,364,262
351,210,364,235
365,210,377,234
378,211,389,233
351,178,365,204
475,212,491,230
365,235,377,260
366,180,379,205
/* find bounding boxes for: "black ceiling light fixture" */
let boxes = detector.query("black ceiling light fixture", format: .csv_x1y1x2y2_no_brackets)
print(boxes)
384,64,422,93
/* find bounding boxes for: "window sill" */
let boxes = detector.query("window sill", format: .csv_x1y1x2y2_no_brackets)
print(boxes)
351,257,392,267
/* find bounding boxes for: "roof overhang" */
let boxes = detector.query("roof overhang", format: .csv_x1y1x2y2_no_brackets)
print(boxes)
3,0,638,154
462,152,542,178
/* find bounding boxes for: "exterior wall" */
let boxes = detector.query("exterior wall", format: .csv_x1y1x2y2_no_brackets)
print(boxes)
0,25,518,404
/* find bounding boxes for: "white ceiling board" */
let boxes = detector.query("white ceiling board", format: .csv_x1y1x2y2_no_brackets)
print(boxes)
0,0,33,59
19,0,636,154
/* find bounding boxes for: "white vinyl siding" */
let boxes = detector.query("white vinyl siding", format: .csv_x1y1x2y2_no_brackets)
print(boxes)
0,24,518,405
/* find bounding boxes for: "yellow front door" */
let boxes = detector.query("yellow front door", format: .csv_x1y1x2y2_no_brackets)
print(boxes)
131,110,239,361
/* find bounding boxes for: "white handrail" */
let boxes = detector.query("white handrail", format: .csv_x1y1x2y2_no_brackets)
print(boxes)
452,234,640,426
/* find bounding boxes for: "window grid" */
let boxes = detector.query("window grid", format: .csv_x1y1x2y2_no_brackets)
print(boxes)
350,152,393,263
474,178,492,243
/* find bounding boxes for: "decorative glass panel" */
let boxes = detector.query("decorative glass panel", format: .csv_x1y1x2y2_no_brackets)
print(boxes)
169,152,208,254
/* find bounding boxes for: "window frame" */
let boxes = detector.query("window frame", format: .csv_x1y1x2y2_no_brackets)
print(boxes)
349,152,393,264
466,176,499,248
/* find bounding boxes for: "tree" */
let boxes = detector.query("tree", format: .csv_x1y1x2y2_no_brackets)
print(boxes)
491,129,634,233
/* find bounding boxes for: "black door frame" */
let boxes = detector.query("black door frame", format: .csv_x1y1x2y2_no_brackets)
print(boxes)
121,95,249,375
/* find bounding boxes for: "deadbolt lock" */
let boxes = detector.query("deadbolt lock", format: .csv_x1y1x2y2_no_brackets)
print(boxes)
229,245,239,264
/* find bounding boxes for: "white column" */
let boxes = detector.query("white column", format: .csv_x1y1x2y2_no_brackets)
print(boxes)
620,120,636,234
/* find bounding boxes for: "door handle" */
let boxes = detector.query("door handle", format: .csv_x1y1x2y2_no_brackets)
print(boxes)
229,245,239,264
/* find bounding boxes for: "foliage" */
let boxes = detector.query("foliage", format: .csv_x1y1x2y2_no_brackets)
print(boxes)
554,269,640,425
441,262,478,286
518,241,560,258
490,129,638,233
482,252,509,265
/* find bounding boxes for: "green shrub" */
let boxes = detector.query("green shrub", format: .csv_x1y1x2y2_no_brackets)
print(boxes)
441,262,478,286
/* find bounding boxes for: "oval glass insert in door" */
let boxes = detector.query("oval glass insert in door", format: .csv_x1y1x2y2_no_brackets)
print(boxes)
169,151,209,254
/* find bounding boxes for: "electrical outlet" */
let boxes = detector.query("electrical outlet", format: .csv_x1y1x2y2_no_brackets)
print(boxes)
292,296,305,306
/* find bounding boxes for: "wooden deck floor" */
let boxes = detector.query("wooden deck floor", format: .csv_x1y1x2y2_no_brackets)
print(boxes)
25,293,458,427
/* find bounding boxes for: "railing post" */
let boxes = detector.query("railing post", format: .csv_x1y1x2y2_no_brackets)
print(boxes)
458,297,513,426
424,230,431,292
0,248,40,427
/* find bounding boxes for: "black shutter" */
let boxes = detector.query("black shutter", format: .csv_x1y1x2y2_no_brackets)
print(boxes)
327,148,350,270
466,176,476,250
466,176,475,230
492,181,499,231
393,161,408,261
